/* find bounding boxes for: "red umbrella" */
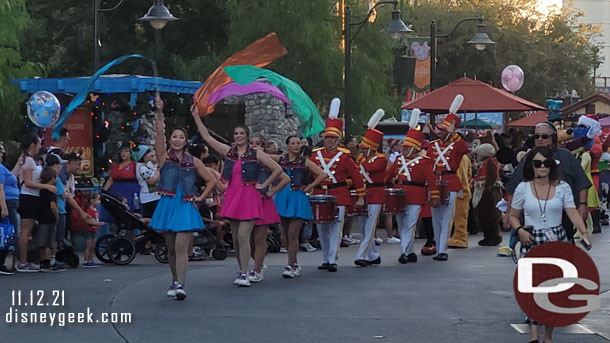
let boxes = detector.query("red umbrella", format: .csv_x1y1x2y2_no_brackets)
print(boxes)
506,111,548,127
402,77,545,113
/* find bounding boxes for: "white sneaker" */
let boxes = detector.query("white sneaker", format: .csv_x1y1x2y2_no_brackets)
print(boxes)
282,266,297,278
233,272,241,285
300,243,316,252
167,282,178,297
294,264,302,277
248,270,264,283
374,237,383,245
279,248,288,253
174,285,186,300
386,237,401,244
345,235,360,245
235,273,251,287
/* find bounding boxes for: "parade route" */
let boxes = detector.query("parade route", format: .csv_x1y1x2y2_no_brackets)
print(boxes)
2,230,609,343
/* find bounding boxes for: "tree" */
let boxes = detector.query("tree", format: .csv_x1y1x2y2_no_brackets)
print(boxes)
21,0,229,78
0,0,39,141
223,0,398,136
403,0,600,105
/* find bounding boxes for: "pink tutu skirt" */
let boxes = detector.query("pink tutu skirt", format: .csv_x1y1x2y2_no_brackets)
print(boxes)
255,196,281,226
219,159,264,221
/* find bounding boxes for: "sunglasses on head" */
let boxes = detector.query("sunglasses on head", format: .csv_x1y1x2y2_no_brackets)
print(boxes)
533,159,553,168
535,134,552,139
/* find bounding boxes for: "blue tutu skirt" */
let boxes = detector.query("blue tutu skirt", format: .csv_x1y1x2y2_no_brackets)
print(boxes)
150,187,204,232
274,184,313,220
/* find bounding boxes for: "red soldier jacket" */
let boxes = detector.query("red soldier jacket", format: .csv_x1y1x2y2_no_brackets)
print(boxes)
310,147,365,206
426,134,470,192
473,157,500,189
357,152,388,204
386,153,439,205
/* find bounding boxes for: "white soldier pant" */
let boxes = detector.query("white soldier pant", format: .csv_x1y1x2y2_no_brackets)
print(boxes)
356,204,382,261
316,205,346,264
430,192,458,254
398,204,422,255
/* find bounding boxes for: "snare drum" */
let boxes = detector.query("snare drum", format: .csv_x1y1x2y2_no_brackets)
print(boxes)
382,188,405,214
347,190,367,217
309,194,338,223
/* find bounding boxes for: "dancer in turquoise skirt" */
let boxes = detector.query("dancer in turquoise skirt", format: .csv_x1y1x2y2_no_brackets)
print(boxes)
272,136,326,278
151,97,216,300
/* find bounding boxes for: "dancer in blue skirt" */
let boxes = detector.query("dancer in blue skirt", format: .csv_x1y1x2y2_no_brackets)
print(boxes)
274,136,326,278
150,97,216,300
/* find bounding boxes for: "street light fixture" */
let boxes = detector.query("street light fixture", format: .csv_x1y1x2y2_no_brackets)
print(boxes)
138,0,179,30
344,0,411,138
430,17,494,90
93,0,179,73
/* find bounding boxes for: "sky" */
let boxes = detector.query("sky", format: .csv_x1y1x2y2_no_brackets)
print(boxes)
538,0,562,15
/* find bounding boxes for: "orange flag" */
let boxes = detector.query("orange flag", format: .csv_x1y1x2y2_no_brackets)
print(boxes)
194,33,287,116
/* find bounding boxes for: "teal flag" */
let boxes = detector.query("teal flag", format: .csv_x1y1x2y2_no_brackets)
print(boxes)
53,54,157,140
223,65,324,138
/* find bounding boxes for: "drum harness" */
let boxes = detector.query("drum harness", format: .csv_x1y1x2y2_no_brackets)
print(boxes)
359,155,377,185
433,141,455,173
316,150,343,184
398,155,423,186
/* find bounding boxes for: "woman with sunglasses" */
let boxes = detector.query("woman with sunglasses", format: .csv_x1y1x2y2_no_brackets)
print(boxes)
508,145,591,343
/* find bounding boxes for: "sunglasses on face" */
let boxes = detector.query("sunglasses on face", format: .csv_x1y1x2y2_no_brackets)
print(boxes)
535,134,552,139
533,159,553,168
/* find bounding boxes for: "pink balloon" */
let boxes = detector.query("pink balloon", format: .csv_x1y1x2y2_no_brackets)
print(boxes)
502,69,513,81
507,77,521,92
513,68,524,80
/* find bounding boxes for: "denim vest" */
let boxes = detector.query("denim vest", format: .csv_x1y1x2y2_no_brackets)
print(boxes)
221,146,260,185
279,154,308,190
156,152,198,201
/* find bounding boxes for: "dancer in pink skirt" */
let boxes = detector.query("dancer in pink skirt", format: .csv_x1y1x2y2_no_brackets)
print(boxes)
248,137,289,283
191,107,286,287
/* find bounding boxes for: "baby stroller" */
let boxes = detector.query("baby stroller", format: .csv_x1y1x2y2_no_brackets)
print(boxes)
197,205,228,260
141,201,229,263
95,190,165,265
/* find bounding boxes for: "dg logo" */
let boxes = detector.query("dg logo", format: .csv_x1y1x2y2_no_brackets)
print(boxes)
513,242,600,326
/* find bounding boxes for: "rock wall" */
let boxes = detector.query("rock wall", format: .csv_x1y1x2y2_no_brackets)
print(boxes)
242,92,300,151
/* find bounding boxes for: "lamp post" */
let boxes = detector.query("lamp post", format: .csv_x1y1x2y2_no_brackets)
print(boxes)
93,0,178,73
343,0,410,138
429,17,494,91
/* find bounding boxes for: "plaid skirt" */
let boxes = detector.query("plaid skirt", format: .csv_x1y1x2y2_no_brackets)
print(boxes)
520,225,569,325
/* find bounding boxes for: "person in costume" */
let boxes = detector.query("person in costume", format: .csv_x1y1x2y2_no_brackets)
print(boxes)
580,116,603,233
354,109,388,267
310,98,365,272
426,95,470,261
151,98,216,300
470,143,502,246
248,136,289,283
191,106,285,287
570,116,601,237
273,136,326,278
387,109,440,263
447,153,472,248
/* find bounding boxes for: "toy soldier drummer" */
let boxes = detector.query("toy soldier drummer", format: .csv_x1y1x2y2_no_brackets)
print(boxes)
310,98,365,272
354,109,388,267
387,109,440,264
426,96,470,261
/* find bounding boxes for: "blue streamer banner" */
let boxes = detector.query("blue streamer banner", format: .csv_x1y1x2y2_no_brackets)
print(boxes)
52,54,157,140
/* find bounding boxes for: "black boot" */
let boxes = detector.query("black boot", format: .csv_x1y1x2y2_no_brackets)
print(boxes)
592,209,602,234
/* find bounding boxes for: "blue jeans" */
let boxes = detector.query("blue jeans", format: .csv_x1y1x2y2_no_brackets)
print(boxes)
6,199,20,251
302,221,313,240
